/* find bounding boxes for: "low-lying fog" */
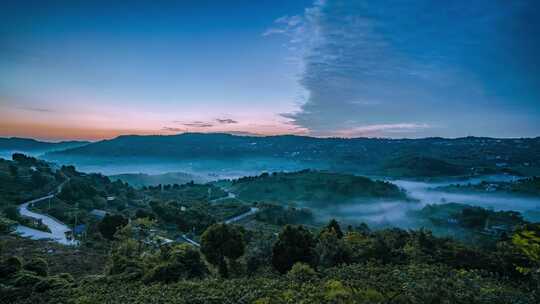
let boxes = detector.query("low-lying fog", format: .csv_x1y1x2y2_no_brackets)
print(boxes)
44,157,315,179
13,154,539,229
315,175,540,228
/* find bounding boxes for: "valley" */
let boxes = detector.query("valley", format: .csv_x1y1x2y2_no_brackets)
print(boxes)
1,136,539,303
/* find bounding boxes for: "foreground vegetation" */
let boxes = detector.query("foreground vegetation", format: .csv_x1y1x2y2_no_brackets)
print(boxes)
1,218,539,303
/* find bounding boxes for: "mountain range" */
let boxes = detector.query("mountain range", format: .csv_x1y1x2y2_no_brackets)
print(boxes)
0,137,90,156
38,133,540,178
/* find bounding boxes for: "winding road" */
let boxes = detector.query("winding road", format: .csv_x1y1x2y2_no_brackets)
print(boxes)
180,188,260,247
13,181,78,246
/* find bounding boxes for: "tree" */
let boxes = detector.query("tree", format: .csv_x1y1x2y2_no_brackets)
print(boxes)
3,206,20,222
200,223,245,278
31,171,48,188
8,165,18,177
98,214,128,240
23,258,48,277
272,225,317,274
144,244,208,283
0,256,23,279
287,262,317,283
320,219,343,239
316,229,350,268
512,223,540,286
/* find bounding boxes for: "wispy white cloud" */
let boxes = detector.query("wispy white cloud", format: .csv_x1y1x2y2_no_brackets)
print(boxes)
265,0,534,138
162,126,186,132
15,106,54,113
331,123,430,137
180,121,214,128
215,118,238,124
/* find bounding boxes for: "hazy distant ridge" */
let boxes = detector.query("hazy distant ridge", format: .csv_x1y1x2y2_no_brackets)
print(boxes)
0,137,90,153
43,133,540,177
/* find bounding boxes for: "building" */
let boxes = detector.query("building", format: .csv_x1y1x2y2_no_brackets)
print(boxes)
90,209,108,219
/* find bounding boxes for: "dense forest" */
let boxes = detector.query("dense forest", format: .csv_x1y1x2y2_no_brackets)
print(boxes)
0,154,539,303
1,219,539,303
226,170,408,204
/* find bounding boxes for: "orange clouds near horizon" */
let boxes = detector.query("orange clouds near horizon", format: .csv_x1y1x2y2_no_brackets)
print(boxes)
0,121,307,142
0,122,162,142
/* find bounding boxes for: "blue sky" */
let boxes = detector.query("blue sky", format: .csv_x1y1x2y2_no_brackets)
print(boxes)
0,0,539,140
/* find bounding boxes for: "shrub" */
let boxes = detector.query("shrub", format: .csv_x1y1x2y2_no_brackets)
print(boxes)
33,275,71,293
287,262,317,283
0,256,23,279
13,271,43,288
98,214,128,240
272,225,317,274
201,224,245,278
24,258,48,277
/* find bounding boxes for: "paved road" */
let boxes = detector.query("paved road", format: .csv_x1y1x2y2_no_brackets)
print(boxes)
209,192,236,203
179,206,261,247
14,181,78,246
224,207,260,224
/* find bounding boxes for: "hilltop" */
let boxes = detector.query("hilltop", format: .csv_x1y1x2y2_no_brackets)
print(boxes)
225,170,408,204
0,137,89,156
44,133,540,178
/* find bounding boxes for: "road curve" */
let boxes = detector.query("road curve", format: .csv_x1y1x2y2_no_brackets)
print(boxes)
14,183,78,246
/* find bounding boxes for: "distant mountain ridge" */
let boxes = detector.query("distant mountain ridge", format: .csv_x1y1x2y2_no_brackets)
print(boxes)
43,133,540,177
0,137,90,154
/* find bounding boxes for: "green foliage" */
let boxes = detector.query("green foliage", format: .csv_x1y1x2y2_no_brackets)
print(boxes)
33,275,72,293
272,225,318,273
3,205,20,221
98,214,128,240
512,224,540,275
231,170,407,204
24,258,49,277
150,200,216,234
255,204,314,226
13,270,43,288
17,262,535,304
439,177,540,197
287,262,317,283
0,256,23,279
200,224,245,277
320,219,344,239
316,229,350,268
9,164,18,177
144,244,208,283
58,179,98,202
384,155,467,177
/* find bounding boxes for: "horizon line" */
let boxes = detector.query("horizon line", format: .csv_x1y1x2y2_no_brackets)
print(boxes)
1,132,539,144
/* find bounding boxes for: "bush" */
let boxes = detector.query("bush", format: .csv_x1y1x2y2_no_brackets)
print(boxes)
13,271,43,288
33,275,71,293
24,258,48,277
272,225,317,274
0,216,17,233
144,244,208,283
287,262,318,283
57,272,74,283
0,256,23,279
98,214,128,240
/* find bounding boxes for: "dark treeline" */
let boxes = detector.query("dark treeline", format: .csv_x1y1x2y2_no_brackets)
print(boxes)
1,218,539,303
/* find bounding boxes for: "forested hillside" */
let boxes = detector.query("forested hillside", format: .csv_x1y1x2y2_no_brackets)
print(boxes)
44,134,540,177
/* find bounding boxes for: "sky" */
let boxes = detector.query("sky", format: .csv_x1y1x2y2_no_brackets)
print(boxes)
0,0,539,141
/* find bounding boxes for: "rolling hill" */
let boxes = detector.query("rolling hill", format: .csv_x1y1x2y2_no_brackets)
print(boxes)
0,137,89,158
227,170,408,205
43,133,540,177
